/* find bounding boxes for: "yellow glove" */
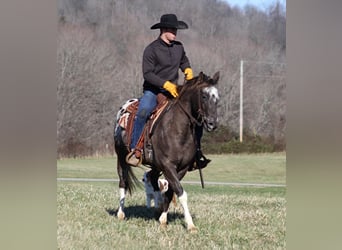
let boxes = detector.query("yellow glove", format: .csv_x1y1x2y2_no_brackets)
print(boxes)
163,81,178,98
184,68,193,81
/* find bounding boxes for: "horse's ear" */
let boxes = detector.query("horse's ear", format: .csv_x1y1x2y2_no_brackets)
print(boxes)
198,72,204,82
212,71,220,85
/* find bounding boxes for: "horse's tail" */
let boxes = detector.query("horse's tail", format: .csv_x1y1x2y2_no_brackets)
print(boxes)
125,165,141,195
114,127,142,195
114,100,142,195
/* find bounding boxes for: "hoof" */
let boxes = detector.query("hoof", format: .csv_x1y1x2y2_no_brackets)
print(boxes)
159,212,168,225
188,225,198,234
117,211,125,220
160,223,167,229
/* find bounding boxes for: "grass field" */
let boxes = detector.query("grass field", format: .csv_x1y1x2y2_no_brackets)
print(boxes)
57,153,286,184
57,153,286,249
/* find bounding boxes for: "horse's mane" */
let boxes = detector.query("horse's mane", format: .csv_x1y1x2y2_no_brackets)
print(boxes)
177,72,212,97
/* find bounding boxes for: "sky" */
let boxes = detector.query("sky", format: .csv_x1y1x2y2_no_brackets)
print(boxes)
223,0,286,11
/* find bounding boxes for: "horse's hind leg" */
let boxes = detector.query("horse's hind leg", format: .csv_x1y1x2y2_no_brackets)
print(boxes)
117,187,126,220
116,157,126,220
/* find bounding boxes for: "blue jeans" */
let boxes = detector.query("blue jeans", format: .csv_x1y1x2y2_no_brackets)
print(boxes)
130,90,157,150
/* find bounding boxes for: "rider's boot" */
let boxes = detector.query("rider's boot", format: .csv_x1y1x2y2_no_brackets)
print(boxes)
188,148,211,172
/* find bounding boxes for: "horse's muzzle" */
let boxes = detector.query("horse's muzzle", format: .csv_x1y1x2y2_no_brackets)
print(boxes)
204,119,217,132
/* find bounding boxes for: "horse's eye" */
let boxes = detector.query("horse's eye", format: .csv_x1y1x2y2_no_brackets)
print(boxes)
202,94,207,100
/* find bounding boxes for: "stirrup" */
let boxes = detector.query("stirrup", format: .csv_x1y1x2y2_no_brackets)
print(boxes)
125,151,142,166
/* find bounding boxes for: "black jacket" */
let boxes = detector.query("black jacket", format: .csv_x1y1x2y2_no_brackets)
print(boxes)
142,37,191,93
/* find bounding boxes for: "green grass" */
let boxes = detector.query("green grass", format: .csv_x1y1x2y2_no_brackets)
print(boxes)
57,153,286,249
183,153,285,184
57,157,116,179
57,153,286,185
58,182,285,249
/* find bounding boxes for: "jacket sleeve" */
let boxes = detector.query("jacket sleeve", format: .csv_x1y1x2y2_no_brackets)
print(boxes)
179,46,191,72
142,46,165,87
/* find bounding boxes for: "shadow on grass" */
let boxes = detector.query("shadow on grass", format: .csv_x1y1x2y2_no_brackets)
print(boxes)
106,205,184,223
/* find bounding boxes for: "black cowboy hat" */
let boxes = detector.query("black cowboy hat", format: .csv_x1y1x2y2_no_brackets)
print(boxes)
150,14,188,30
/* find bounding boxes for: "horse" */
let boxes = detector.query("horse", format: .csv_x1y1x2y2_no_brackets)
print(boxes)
113,71,220,232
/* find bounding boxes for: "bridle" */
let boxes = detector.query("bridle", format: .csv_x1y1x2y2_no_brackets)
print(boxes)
175,83,206,127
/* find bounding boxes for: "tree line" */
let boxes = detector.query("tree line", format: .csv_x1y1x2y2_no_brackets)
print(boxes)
57,0,286,157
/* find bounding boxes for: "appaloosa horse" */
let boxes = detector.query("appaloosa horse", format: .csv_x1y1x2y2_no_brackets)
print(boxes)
114,72,220,232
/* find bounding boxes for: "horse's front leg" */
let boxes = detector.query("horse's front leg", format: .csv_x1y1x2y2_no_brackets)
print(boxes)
160,171,197,232
159,188,173,228
178,190,197,232
176,166,197,231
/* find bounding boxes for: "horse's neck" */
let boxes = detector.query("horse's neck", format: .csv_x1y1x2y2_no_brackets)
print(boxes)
177,90,199,117
163,100,196,145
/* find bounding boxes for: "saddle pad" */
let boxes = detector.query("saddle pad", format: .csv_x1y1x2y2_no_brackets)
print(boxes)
116,98,138,129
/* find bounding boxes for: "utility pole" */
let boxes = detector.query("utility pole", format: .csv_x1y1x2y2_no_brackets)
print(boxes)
240,60,244,142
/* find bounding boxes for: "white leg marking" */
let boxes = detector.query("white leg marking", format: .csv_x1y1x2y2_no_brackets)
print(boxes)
117,206,125,220
158,179,169,194
117,188,126,220
178,191,196,231
159,211,168,226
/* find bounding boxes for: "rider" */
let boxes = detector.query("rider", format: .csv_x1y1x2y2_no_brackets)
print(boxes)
126,14,210,170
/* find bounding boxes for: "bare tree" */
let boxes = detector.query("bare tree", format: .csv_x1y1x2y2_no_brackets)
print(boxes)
57,0,286,156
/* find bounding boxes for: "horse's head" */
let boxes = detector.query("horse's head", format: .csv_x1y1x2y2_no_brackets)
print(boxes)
197,71,220,131
177,71,220,131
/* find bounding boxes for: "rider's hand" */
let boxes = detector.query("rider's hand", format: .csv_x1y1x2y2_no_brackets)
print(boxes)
163,81,178,98
184,68,193,81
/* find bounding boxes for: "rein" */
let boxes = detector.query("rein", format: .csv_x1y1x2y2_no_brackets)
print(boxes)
176,81,206,189
175,85,204,127
176,101,203,127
